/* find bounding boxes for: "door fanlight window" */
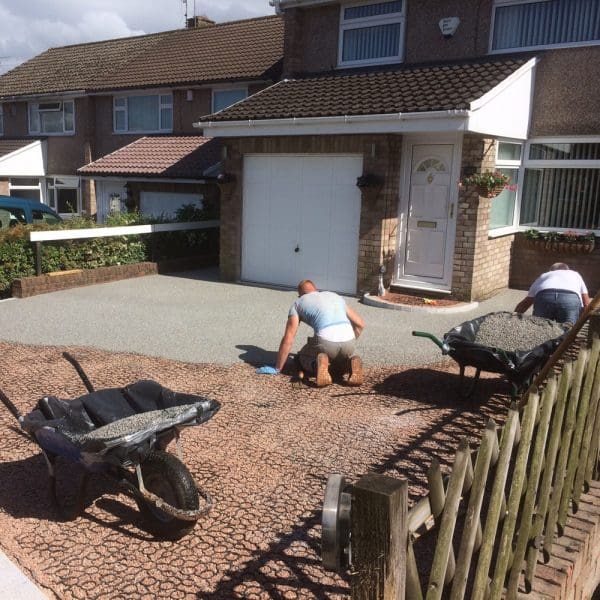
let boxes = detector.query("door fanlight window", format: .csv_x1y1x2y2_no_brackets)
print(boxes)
416,158,448,173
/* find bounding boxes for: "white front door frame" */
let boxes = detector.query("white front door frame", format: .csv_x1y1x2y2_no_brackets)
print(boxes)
394,133,462,292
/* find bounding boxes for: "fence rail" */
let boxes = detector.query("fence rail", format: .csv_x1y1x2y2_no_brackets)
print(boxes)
28,220,220,275
324,298,600,600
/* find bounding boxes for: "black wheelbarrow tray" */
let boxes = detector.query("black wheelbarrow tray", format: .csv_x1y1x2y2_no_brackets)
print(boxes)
0,352,220,539
412,311,569,399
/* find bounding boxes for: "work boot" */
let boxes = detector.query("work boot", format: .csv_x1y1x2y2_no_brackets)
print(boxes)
347,356,363,386
316,353,332,387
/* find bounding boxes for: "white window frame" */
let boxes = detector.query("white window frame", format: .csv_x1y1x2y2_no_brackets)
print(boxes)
113,92,173,134
517,135,600,234
337,0,406,68
211,86,249,113
9,178,43,203
28,100,75,135
488,140,524,237
47,176,81,217
489,0,600,54
0,104,3,136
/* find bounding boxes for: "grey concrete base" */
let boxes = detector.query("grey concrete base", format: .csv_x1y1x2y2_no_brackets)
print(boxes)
0,551,47,599
363,292,479,314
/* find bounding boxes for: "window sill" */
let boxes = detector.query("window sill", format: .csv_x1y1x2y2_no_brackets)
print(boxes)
337,56,403,69
28,132,75,137
113,130,173,135
488,227,518,238
489,39,600,54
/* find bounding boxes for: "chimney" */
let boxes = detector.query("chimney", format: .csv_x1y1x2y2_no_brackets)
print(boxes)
186,15,215,28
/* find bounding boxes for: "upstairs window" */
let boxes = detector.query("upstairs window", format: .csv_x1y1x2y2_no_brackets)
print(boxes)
0,104,3,136
113,94,173,133
338,0,405,67
491,0,600,52
212,88,248,113
29,100,75,134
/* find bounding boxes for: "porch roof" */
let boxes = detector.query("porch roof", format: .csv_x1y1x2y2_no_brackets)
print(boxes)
78,136,221,179
197,56,537,139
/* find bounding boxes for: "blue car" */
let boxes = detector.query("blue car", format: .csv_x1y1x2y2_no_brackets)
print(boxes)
0,195,62,230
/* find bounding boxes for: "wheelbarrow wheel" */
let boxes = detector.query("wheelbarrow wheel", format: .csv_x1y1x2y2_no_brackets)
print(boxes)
135,450,199,539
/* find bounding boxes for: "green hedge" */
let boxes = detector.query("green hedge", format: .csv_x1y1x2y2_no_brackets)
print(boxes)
0,206,218,298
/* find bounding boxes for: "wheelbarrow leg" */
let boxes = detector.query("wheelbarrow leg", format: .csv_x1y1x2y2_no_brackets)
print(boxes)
457,365,482,400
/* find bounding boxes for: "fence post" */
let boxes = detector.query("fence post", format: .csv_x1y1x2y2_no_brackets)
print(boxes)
34,241,42,276
351,473,408,600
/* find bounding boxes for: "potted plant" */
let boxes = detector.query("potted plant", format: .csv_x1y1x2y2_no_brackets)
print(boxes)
460,170,511,198
356,173,384,202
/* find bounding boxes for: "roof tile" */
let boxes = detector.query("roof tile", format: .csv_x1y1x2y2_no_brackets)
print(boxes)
0,16,283,98
200,57,529,122
78,136,221,179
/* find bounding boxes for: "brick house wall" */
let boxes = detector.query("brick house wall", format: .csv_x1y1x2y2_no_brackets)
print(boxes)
220,134,400,293
452,134,515,302
510,235,599,295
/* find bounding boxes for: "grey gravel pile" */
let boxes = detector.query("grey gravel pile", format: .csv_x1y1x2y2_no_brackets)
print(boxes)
68,405,195,443
474,313,565,352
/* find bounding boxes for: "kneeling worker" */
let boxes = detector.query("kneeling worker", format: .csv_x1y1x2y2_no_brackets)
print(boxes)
261,279,365,386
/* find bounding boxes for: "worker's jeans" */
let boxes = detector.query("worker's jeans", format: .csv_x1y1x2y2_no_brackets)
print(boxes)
533,289,582,325
297,336,356,375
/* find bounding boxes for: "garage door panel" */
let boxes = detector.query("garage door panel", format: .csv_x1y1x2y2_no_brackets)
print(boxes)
302,157,333,185
333,156,363,184
244,183,269,225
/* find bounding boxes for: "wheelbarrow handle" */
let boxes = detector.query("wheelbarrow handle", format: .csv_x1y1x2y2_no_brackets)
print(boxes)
412,331,451,354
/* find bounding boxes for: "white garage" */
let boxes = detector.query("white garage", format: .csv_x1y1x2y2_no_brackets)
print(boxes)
242,154,363,294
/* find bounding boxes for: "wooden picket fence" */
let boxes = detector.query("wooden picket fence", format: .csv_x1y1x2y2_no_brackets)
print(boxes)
350,335,600,600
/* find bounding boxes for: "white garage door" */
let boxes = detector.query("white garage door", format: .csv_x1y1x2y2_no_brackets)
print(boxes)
242,154,363,294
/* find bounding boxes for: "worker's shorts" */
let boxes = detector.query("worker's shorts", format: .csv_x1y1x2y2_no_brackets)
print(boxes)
297,336,356,375
533,289,582,325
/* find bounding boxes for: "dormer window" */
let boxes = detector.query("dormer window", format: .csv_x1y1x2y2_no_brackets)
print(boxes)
338,0,405,67
491,0,600,53
28,100,75,135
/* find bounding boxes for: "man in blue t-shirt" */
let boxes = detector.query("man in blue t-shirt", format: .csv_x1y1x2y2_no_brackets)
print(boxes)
273,279,365,387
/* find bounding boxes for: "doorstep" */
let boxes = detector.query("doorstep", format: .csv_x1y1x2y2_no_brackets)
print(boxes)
362,292,478,314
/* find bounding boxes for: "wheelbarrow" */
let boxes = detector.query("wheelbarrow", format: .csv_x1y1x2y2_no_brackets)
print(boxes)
412,311,569,399
0,352,220,539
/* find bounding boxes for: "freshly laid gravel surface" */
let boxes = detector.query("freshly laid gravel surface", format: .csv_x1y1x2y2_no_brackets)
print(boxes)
0,341,510,600
474,312,565,352
69,405,195,443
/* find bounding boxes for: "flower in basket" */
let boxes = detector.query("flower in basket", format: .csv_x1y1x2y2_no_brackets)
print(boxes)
460,170,511,198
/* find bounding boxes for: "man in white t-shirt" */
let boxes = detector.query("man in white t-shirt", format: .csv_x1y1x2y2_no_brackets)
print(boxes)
514,263,590,324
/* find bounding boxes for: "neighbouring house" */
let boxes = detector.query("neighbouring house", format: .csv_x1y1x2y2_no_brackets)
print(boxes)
0,14,283,222
195,0,600,300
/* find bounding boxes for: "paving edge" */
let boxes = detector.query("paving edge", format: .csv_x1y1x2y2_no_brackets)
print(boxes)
362,292,479,314
0,550,49,599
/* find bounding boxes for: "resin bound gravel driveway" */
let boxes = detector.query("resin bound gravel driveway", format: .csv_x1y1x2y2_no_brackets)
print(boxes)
0,272,524,599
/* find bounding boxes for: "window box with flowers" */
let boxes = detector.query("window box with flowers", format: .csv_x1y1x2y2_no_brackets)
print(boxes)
524,229,596,254
460,170,512,199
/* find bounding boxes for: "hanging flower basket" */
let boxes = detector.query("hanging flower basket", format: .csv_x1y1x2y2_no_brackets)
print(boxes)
460,171,511,199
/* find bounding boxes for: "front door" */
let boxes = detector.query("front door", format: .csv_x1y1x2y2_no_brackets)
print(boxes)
397,144,456,286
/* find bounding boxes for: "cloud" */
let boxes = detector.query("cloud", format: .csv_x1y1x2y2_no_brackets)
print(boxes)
0,0,273,74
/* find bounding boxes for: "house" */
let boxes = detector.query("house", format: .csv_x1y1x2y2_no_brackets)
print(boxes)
195,0,600,300
0,15,284,221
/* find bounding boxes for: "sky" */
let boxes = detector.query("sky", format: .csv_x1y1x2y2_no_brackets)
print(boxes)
0,0,275,74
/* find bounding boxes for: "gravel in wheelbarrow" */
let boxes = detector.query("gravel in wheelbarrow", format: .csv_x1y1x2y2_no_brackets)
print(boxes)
413,311,569,399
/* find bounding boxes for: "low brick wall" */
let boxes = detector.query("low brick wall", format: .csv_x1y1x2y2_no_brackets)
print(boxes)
11,254,218,298
525,480,600,599
510,234,599,295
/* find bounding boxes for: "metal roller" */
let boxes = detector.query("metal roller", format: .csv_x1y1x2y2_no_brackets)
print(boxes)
321,473,352,572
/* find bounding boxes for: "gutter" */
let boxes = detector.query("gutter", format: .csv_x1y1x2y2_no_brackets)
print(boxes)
199,109,470,130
